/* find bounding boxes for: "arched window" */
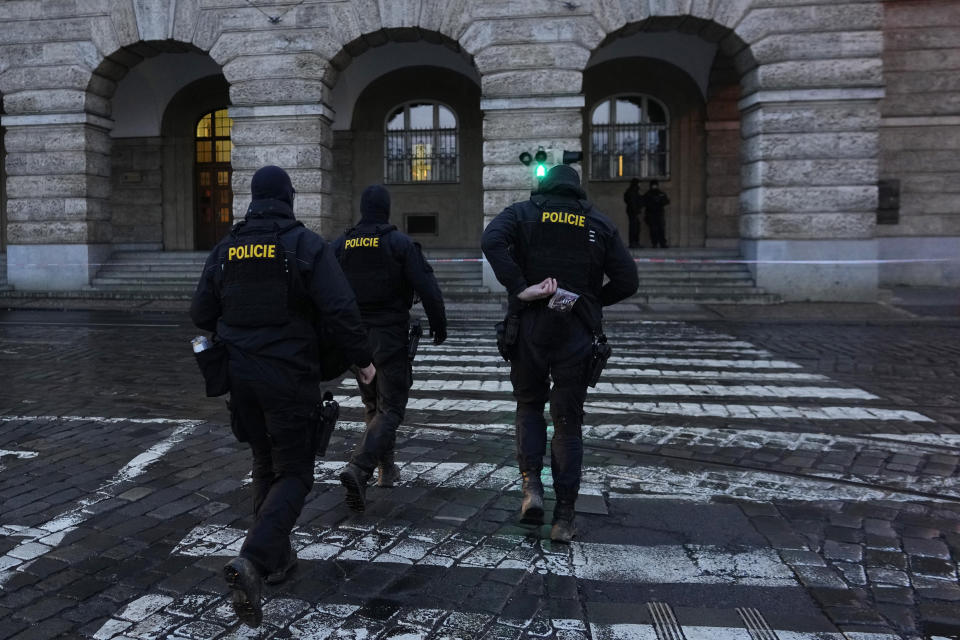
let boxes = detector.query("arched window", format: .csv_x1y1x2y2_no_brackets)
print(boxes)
195,109,233,249
589,95,669,181
385,102,458,183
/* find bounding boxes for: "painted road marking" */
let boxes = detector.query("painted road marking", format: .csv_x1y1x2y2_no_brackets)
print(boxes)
414,353,805,368
301,452,959,503
170,524,796,586
0,418,201,587
0,448,38,473
93,598,902,640
357,378,879,400
415,364,831,381
334,395,931,421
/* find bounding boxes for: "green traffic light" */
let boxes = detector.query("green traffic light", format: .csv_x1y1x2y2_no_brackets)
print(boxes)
536,164,546,178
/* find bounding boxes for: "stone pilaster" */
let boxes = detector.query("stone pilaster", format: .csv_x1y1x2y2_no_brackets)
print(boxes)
228,104,334,237
480,96,585,290
0,113,113,290
739,90,884,301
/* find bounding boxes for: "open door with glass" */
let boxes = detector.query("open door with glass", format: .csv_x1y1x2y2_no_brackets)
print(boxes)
194,109,233,250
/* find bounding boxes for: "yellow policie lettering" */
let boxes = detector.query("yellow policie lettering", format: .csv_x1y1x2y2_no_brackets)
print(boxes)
541,211,586,228
344,236,380,249
227,244,277,260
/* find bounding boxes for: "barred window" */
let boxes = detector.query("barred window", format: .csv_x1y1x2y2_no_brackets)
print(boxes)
385,102,458,184
589,95,669,181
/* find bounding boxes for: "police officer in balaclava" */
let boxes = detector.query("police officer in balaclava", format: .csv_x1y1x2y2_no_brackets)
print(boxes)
481,164,638,542
334,184,447,512
191,165,375,628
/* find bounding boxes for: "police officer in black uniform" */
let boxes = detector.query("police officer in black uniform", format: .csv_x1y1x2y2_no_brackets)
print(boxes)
191,166,376,628
333,184,447,512
481,164,638,542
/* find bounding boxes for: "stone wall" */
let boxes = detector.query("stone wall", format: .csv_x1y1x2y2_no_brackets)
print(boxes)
878,0,960,286
3,0,953,298
704,54,740,248
110,137,162,247
1,126,6,250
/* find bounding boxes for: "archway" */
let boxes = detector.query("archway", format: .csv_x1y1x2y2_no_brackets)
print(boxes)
327,31,482,249
585,19,753,249
87,43,228,251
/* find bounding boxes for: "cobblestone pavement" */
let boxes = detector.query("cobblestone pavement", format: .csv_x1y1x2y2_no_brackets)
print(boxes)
0,310,958,640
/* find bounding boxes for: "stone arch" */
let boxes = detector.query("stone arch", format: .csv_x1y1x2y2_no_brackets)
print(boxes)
326,28,483,245
585,17,753,249
83,42,229,251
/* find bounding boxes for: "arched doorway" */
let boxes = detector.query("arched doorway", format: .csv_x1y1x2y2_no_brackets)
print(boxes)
350,67,482,248
328,33,482,249
193,109,234,250
584,22,750,249
87,44,228,252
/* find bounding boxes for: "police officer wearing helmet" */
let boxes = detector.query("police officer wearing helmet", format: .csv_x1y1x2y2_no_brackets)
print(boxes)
190,166,376,628
481,164,638,542
333,184,447,512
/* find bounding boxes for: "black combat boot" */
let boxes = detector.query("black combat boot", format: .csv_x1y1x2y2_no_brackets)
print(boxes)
223,556,263,628
550,501,576,543
520,470,544,523
265,542,298,585
377,450,401,487
339,463,371,512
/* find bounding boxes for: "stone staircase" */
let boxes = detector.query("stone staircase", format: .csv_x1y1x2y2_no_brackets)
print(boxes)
630,248,780,304
6,246,779,307
90,250,208,298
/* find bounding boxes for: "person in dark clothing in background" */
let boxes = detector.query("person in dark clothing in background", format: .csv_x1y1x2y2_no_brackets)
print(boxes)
622,177,643,248
642,179,670,248
334,184,447,513
481,165,638,542
191,165,375,628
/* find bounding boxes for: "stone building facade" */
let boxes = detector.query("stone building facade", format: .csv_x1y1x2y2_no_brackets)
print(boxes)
0,0,957,300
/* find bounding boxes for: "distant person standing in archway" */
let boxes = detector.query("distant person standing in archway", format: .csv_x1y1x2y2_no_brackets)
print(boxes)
642,180,670,248
622,178,643,249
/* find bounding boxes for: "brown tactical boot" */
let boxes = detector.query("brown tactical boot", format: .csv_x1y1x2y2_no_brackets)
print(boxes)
339,463,371,512
377,450,401,487
550,501,576,543
520,470,544,524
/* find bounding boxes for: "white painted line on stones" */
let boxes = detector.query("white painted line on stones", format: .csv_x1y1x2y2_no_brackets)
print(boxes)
414,364,830,381
288,439,959,503
411,354,804,368
0,415,205,425
93,597,880,640
0,418,202,587
334,395,931,422
591,625,900,640
0,449,38,459
356,378,878,400
170,524,797,587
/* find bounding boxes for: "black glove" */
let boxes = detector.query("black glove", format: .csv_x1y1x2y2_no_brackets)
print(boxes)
431,325,447,346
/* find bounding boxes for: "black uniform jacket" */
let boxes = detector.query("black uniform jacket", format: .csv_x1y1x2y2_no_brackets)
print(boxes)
332,222,447,332
190,199,373,383
481,194,639,330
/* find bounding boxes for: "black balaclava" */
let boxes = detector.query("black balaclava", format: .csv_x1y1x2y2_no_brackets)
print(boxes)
538,164,587,200
250,165,295,206
360,184,391,224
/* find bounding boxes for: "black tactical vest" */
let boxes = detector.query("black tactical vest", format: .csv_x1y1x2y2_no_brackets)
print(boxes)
339,224,406,312
220,221,302,326
521,197,595,296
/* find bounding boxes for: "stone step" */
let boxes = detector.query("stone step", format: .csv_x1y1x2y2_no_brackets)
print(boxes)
92,277,198,287
635,262,750,272
633,292,782,304
635,284,765,294
636,272,754,282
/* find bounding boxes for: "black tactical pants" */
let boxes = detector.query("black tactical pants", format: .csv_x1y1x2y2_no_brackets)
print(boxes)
510,307,592,504
647,211,667,248
229,374,320,576
627,213,640,247
350,323,411,473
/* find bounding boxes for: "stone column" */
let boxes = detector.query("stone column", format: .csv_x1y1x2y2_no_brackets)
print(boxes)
0,113,113,290
739,90,884,302
480,97,584,290
228,104,334,236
